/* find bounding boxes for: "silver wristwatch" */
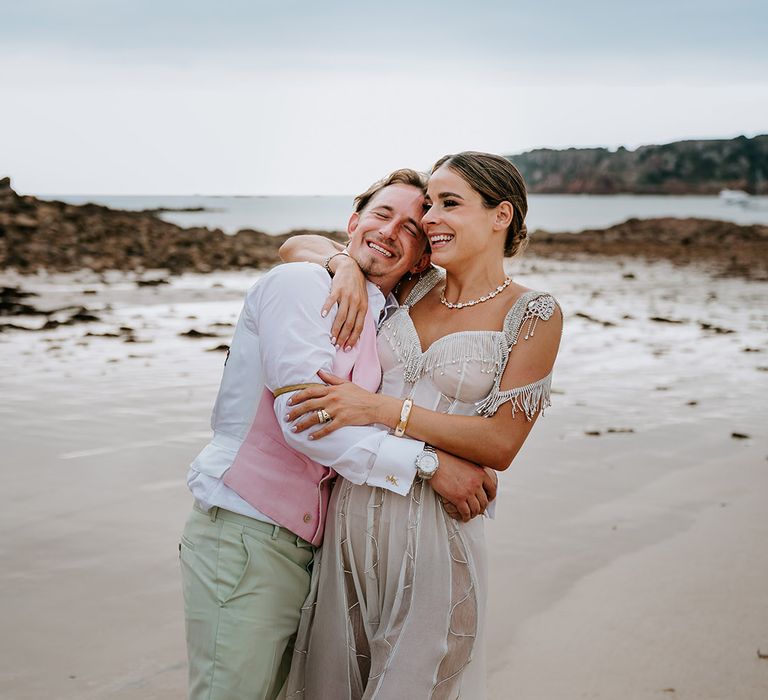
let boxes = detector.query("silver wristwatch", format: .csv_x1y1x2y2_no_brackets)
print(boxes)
415,445,439,480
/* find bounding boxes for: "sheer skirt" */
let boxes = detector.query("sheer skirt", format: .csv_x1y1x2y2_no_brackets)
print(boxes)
284,477,487,700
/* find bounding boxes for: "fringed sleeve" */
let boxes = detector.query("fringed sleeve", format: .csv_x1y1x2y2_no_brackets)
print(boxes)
476,372,552,419
475,292,558,419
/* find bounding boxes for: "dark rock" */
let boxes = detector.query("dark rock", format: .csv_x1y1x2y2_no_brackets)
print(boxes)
67,308,100,323
0,178,346,274
136,278,170,287
140,206,209,214
731,432,750,439
699,322,735,334
650,316,686,324
180,329,219,338
0,322,36,332
529,218,768,280
574,312,616,327
0,286,46,316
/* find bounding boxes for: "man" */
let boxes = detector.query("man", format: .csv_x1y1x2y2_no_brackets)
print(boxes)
180,169,494,700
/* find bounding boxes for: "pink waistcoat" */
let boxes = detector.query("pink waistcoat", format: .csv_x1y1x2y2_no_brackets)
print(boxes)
221,308,381,545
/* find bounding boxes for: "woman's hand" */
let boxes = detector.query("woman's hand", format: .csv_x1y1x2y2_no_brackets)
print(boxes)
285,370,399,439
323,255,368,351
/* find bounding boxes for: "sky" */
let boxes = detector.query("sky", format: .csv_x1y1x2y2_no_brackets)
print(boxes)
1,0,766,195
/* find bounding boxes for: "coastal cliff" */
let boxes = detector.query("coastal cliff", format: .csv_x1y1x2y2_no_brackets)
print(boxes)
509,134,768,195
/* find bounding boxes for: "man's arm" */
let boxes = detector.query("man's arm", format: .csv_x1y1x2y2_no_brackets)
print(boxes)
248,263,423,496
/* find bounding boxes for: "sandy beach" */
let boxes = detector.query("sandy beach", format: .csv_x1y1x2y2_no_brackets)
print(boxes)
1,255,767,699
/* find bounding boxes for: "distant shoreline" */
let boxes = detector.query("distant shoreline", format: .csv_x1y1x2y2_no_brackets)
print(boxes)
507,134,768,195
2,177,767,280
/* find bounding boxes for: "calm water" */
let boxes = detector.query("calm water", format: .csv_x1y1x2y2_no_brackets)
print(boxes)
48,193,768,235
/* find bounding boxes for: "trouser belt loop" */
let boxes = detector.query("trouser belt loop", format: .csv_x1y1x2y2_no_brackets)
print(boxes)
209,506,219,522
271,525,280,540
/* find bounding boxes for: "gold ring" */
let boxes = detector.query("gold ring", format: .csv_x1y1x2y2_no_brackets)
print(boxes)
317,409,332,424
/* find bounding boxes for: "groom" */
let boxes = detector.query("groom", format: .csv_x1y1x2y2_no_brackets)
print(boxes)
180,168,494,700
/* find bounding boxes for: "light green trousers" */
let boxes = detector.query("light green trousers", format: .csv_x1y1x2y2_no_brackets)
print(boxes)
180,504,314,700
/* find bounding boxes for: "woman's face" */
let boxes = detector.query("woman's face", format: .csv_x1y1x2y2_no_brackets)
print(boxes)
422,165,499,267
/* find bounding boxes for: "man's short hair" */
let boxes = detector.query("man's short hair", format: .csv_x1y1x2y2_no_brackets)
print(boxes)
353,168,428,213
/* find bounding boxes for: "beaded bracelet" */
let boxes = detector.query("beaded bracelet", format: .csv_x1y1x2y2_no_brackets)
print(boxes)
323,249,350,276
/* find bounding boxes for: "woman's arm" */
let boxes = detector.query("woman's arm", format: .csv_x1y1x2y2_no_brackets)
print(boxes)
279,234,344,267
278,234,368,350
286,306,563,470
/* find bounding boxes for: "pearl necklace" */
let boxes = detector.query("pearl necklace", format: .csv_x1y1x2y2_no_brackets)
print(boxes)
439,276,512,309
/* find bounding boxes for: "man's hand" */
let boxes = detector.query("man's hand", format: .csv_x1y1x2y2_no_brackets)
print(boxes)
430,450,497,523
441,467,498,521
482,467,498,502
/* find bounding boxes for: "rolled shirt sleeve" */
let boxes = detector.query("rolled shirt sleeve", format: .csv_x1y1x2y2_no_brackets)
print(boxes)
250,263,422,495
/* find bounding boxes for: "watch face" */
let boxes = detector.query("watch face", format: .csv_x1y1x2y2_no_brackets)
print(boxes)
417,452,439,474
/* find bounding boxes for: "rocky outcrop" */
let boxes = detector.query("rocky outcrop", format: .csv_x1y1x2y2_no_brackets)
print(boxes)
0,177,345,273
529,217,768,279
2,177,766,279
509,134,768,194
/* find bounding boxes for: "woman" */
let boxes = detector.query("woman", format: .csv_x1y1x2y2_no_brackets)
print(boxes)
281,152,562,699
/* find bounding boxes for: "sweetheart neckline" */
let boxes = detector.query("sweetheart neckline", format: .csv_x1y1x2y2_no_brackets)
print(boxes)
394,307,504,357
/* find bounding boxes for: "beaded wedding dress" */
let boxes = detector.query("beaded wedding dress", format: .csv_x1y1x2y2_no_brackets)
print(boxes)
284,268,557,700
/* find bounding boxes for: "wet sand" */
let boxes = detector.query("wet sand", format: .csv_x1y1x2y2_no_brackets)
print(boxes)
1,258,766,699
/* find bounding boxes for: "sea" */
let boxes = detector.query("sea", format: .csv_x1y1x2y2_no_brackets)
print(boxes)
47,193,768,235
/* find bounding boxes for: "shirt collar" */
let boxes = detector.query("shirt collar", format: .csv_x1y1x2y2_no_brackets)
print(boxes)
365,282,399,329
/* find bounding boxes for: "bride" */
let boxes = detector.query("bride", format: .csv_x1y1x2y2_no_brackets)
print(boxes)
280,152,562,699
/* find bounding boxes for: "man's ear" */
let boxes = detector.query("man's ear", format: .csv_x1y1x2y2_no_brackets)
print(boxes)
409,252,432,275
494,202,514,231
347,212,360,241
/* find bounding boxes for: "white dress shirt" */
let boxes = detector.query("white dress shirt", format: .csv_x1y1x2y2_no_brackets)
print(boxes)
187,263,424,522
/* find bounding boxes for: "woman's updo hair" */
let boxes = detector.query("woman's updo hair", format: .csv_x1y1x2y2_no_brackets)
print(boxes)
431,151,529,257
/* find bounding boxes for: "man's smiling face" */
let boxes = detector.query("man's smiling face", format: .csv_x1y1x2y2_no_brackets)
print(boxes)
346,183,429,294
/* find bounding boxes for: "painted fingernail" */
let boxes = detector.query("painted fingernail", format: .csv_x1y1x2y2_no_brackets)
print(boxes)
284,414,291,421
330,336,336,345
308,434,314,440
290,426,298,432
334,344,340,350
344,346,352,353
321,310,328,318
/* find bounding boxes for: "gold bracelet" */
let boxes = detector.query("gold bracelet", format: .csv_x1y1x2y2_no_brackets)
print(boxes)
394,398,413,437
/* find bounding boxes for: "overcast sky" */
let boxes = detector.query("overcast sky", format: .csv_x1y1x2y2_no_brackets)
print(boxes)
2,0,766,195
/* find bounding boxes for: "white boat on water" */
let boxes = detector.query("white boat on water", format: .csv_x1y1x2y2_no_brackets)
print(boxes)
719,189,751,205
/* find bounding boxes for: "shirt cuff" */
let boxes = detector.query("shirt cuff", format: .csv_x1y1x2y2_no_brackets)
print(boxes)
366,435,424,496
